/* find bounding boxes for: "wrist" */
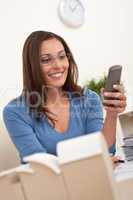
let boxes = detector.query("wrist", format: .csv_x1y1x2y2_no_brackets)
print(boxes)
106,111,118,118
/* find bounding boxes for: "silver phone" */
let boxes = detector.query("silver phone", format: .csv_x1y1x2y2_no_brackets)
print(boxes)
105,65,122,92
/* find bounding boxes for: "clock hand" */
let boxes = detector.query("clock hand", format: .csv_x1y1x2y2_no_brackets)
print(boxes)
69,0,79,12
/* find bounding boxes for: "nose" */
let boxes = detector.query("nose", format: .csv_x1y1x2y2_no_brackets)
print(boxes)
52,57,62,68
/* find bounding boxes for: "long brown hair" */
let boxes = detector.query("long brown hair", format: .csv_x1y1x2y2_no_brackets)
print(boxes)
22,30,82,121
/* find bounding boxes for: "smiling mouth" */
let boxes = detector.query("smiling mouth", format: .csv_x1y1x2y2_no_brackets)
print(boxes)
48,71,64,78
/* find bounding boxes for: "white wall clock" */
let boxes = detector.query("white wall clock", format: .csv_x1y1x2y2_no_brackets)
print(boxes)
58,0,85,28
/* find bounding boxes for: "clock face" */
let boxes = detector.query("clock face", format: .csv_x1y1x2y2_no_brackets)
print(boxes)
58,0,85,28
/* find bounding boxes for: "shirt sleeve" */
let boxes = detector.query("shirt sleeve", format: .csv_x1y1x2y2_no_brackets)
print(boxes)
84,89,104,134
84,89,116,154
3,104,47,159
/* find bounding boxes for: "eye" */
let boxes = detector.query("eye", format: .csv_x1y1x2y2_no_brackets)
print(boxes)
40,57,51,64
59,54,67,60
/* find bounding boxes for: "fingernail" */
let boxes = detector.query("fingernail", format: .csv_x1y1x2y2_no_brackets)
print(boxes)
113,85,117,88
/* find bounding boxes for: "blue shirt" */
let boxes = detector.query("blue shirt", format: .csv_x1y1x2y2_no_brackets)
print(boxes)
3,89,104,160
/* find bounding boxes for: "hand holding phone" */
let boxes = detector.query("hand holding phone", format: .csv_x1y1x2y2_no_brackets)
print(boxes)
103,65,126,113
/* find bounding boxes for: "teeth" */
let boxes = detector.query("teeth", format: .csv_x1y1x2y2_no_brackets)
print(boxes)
49,72,63,77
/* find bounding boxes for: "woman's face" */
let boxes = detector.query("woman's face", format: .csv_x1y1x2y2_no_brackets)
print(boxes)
39,38,69,89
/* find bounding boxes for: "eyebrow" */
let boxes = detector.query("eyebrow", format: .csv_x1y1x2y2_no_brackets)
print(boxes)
40,50,65,57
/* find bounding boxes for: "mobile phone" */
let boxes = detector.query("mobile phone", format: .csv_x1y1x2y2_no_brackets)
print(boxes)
105,65,122,92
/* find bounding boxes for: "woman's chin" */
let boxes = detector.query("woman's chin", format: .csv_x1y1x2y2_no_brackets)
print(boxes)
46,76,67,88
47,80,66,89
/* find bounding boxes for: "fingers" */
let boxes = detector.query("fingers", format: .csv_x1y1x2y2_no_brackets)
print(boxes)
111,155,121,162
110,155,122,168
103,91,126,100
103,99,126,107
103,98,126,113
104,106,125,113
113,84,125,94
101,84,127,114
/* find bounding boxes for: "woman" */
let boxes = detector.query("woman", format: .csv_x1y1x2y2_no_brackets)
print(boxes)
3,31,126,161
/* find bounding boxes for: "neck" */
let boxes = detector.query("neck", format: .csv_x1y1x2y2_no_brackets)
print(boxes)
46,87,64,105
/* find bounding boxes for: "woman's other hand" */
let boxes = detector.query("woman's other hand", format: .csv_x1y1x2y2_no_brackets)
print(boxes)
110,155,125,169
